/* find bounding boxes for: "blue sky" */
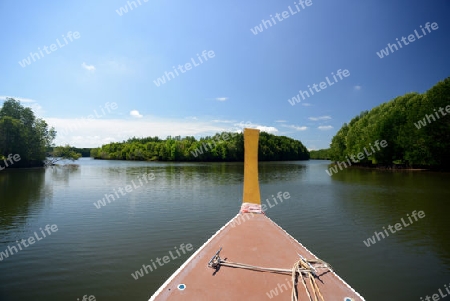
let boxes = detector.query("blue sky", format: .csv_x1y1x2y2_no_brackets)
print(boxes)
0,0,449,149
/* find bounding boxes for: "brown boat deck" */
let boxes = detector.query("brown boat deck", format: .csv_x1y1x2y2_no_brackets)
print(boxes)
149,213,365,300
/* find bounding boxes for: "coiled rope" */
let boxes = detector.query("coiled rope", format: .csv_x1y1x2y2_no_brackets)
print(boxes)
208,248,331,301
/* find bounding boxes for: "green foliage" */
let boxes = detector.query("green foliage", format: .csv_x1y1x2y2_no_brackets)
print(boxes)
72,147,91,157
91,131,309,162
48,147,91,157
0,98,56,167
329,77,450,168
310,148,331,160
45,145,82,166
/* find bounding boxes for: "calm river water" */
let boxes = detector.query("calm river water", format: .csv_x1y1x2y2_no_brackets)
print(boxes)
0,158,449,300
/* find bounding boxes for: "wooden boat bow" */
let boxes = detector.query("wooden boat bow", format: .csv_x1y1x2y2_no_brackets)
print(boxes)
149,128,365,300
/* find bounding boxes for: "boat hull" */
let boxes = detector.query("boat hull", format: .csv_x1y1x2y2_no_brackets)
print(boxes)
149,213,365,300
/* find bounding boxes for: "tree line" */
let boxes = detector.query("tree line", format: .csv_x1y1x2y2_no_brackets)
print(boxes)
90,131,310,162
309,149,331,160
327,77,449,169
0,98,56,168
46,147,91,157
0,98,309,166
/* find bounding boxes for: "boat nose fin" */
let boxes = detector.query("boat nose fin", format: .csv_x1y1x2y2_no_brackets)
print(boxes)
241,128,262,214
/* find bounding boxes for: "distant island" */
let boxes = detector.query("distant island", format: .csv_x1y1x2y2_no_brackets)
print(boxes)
90,131,310,162
314,77,450,170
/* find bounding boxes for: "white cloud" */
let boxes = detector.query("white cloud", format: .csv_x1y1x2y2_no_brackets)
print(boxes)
211,119,235,123
82,62,96,71
282,124,308,131
232,121,252,130
354,85,362,90
302,103,312,107
275,120,287,123
0,95,37,103
0,96,45,116
42,114,281,148
309,116,331,121
215,97,228,101
318,125,333,130
130,110,143,118
28,103,45,117
255,125,278,133
98,57,137,76
230,121,278,133
45,117,259,147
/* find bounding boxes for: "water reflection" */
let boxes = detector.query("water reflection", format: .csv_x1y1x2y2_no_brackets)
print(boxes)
48,165,81,184
0,160,448,301
329,166,450,266
0,169,48,231
259,161,307,183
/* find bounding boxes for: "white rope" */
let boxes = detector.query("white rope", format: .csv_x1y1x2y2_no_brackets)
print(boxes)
208,250,331,301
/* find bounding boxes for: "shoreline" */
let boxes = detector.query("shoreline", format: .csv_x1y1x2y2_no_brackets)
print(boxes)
328,163,448,172
314,159,449,172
